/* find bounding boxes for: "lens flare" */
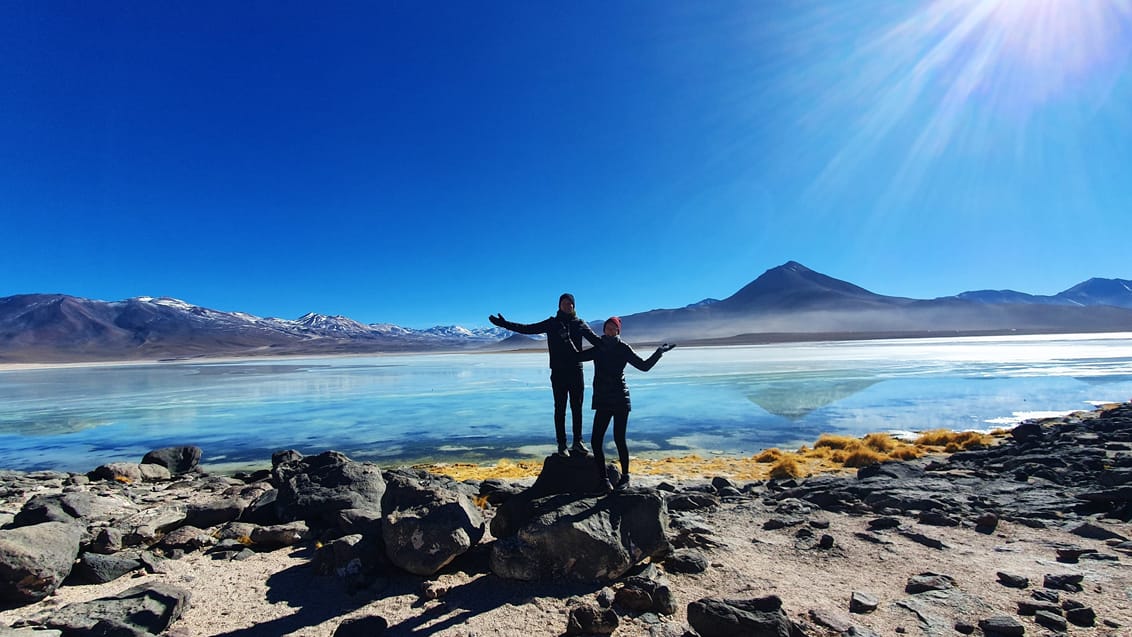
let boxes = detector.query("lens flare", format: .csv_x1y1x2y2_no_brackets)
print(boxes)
806,0,1132,210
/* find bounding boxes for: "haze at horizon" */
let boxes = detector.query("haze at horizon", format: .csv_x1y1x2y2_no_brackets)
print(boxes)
3,2,1130,328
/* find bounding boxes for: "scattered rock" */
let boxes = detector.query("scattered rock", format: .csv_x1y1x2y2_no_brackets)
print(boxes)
1043,573,1084,592
904,572,956,594
849,591,878,614
977,615,1024,637
664,548,708,574
565,602,618,635
687,595,793,637
38,582,190,635
995,572,1029,589
0,521,82,604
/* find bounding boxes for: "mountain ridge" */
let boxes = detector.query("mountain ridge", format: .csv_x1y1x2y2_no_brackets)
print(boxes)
3,262,1131,363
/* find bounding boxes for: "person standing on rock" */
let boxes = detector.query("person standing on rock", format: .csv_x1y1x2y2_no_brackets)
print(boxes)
578,316,675,493
489,293,602,457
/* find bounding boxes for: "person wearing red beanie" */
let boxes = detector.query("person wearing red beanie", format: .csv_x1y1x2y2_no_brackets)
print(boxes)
578,316,675,493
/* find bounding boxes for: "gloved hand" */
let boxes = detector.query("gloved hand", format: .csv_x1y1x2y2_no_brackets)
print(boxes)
657,343,677,353
489,313,506,327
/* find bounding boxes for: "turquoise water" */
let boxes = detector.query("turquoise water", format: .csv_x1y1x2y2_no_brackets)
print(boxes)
2,333,1131,473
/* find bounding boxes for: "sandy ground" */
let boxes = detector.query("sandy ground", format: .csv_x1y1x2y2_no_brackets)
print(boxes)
3,475,1129,637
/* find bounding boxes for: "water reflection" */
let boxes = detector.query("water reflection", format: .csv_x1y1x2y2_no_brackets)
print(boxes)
1,335,1130,472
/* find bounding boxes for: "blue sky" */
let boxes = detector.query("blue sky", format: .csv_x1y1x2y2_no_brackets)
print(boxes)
3,2,1130,328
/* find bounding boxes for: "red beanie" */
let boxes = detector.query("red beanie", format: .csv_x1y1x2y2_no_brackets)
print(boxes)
605,316,622,331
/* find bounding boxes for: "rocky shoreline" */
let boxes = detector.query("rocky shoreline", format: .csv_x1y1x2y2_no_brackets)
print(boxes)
1,403,1130,636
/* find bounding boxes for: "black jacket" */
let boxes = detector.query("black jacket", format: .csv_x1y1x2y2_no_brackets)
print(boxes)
578,335,662,412
495,310,601,370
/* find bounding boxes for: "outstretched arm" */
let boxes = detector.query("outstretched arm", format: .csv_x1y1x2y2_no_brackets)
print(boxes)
624,343,663,372
489,314,551,336
581,321,602,348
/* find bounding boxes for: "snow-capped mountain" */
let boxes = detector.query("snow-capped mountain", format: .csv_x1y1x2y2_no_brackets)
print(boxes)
3,261,1131,363
0,295,519,363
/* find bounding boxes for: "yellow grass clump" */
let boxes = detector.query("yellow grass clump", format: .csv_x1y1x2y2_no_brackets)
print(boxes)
420,425,1005,483
754,448,784,463
814,434,858,450
915,429,991,451
768,454,805,479
841,447,887,468
862,432,899,452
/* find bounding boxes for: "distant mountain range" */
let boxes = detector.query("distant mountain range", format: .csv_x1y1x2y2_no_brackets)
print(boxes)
2,261,1130,363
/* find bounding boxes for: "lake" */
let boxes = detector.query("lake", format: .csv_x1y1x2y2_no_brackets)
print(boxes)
2,333,1131,473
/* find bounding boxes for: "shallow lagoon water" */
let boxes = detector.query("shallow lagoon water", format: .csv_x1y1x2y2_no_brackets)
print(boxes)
2,333,1131,472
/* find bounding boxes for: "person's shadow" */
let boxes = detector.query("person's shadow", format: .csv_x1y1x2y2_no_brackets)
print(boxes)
383,543,605,636
207,542,606,637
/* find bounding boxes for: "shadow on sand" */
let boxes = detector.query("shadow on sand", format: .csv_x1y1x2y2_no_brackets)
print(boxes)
208,543,605,637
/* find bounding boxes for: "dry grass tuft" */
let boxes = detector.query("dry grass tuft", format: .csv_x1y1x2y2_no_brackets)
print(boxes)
888,446,925,461
842,447,887,467
915,429,990,450
863,432,899,452
754,448,784,463
768,454,805,479
814,434,859,450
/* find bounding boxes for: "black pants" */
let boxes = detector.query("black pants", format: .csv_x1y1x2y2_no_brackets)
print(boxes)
550,367,585,448
591,409,629,480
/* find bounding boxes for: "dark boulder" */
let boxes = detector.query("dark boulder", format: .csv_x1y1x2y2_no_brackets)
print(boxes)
141,446,202,475
380,469,485,576
39,582,190,635
490,490,670,582
272,451,386,525
687,595,794,637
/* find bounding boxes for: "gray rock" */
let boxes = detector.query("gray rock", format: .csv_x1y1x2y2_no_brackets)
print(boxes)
118,504,188,546
380,470,485,576
1065,604,1097,627
666,492,721,511
11,492,136,528
72,551,146,584
1043,572,1084,592
0,521,82,604
996,571,1029,588
664,548,708,574
273,451,386,525
490,491,670,582
1035,609,1068,631
250,521,311,549
90,463,171,484
687,596,793,637
565,603,619,635
155,525,215,554
40,582,190,635
141,446,202,475
977,615,1024,637
905,572,956,594
183,499,246,529
1017,599,1060,615
849,591,878,614
615,575,676,615
809,608,852,633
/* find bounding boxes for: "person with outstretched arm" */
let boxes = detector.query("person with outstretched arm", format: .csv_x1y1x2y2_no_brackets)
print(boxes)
578,316,675,493
489,293,602,457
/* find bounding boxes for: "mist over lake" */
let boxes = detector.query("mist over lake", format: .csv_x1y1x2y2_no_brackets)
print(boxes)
2,333,1131,474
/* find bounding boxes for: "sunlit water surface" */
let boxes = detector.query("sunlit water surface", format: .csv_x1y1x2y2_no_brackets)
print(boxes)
2,334,1131,473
